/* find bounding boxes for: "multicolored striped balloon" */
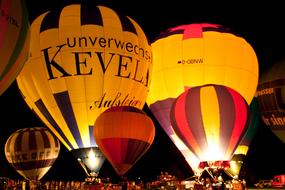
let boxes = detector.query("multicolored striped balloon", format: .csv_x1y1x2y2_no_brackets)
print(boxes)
4,127,60,180
0,0,30,95
94,106,155,176
170,84,249,163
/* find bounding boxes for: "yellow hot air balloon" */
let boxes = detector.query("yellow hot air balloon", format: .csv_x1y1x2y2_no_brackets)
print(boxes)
147,23,258,175
0,0,30,95
5,127,60,180
16,3,151,176
148,23,258,105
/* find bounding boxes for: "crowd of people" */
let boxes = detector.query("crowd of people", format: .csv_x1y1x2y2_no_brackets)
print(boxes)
0,172,248,190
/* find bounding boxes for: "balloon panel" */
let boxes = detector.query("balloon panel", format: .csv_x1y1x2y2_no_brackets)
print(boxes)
0,0,30,95
234,97,260,155
4,127,60,180
170,84,249,162
147,23,258,106
16,4,152,151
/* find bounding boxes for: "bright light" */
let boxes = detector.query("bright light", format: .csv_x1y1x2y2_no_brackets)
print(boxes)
85,149,101,171
170,134,188,150
202,144,224,161
229,161,239,176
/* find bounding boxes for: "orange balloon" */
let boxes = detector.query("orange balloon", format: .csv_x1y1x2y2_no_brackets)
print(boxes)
94,106,155,176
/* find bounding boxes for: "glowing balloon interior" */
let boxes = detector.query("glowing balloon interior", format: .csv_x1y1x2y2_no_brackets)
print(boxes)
5,127,60,180
0,0,30,95
71,147,105,176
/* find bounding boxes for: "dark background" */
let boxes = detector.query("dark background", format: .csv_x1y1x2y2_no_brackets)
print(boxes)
1,0,285,185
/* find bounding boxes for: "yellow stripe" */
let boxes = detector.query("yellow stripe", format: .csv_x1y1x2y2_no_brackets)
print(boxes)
234,145,249,155
200,86,220,158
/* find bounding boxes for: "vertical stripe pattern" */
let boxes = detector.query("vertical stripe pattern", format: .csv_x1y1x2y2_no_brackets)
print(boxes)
4,127,60,180
170,84,248,162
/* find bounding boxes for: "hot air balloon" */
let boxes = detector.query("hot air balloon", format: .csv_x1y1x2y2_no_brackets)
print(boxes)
257,60,285,143
4,127,60,180
0,0,30,95
228,97,260,178
148,23,258,105
94,106,155,176
170,84,249,171
147,23,258,176
16,3,151,176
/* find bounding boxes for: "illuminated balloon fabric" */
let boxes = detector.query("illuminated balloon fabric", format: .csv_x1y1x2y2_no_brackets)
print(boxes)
0,0,30,95
170,84,249,163
147,23,258,106
148,99,201,174
16,4,151,154
228,97,260,177
233,97,260,155
4,127,60,180
257,60,285,143
94,106,155,176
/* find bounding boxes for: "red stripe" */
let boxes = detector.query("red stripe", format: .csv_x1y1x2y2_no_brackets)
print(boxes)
100,138,150,164
226,87,248,157
185,87,208,156
172,90,201,156
101,139,122,163
169,23,219,39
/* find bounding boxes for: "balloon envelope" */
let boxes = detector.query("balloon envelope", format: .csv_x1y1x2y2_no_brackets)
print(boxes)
0,0,30,95
16,3,151,174
4,127,60,180
257,60,285,143
94,106,155,176
147,23,258,105
170,84,249,164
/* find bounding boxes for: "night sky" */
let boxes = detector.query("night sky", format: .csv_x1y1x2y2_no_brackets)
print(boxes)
1,0,285,185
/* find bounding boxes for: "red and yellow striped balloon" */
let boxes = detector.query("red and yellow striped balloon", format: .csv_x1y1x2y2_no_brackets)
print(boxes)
4,127,60,180
94,106,155,176
0,0,30,95
170,84,249,163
